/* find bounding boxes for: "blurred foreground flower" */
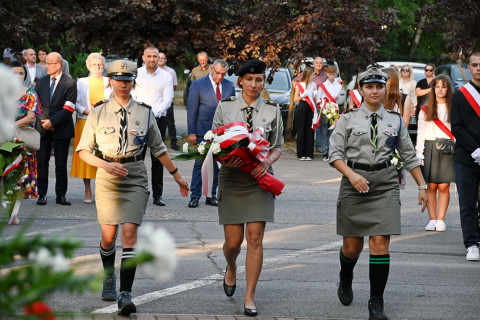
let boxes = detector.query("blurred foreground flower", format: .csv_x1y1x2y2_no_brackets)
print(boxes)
29,247,70,273
135,223,177,281
24,301,55,320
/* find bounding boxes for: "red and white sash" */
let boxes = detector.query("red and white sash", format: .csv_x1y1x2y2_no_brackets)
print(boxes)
459,83,480,118
349,89,361,108
420,106,455,141
318,83,336,104
295,82,315,113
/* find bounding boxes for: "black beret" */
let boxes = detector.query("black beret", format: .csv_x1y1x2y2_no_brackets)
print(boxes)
234,60,267,76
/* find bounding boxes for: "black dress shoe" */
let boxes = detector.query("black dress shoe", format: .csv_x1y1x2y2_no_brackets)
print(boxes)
337,272,353,306
223,266,236,297
56,196,71,205
37,195,47,205
205,197,218,206
171,143,179,151
368,296,388,320
188,198,199,208
153,195,166,206
244,305,258,317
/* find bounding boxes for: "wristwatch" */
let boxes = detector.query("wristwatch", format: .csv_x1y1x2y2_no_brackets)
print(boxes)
418,184,428,190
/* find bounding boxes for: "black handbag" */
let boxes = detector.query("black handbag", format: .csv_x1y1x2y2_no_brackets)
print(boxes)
435,138,454,155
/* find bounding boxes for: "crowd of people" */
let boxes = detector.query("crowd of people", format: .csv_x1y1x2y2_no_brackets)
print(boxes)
2,46,480,319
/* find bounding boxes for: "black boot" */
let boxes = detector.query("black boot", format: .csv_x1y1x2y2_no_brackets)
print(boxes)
337,272,353,305
368,296,388,320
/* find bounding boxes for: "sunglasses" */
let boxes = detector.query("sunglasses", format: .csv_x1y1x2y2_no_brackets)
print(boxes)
401,69,410,72
425,69,434,72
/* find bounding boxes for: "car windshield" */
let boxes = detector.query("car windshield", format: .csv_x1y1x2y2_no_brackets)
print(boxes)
452,65,471,81
413,71,425,83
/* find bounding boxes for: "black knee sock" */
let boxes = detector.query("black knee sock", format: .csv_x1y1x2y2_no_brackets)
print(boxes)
369,254,390,297
120,248,136,292
339,249,358,278
99,244,116,277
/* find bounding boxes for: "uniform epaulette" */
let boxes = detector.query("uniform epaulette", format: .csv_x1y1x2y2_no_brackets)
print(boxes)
93,100,108,108
264,99,278,106
221,96,237,102
138,101,152,109
342,108,359,114
385,109,400,115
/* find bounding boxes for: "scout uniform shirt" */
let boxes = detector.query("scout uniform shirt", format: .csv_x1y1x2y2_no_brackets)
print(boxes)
76,95,167,159
212,92,284,150
329,103,420,171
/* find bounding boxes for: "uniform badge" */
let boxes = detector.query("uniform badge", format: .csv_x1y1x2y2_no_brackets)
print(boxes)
136,121,140,125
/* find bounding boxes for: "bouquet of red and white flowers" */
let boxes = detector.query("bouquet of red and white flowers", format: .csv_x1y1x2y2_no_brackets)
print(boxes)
173,121,284,196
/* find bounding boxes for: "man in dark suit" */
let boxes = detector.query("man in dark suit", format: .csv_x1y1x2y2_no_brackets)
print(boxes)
35,52,77,205
187,59,235,208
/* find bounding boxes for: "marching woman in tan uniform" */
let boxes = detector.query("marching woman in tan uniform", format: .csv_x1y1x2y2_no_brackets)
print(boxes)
212,60,283,317
76,60,189,316
329,67,427,320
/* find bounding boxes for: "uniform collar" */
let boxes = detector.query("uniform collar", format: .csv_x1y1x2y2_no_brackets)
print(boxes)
238,91,262,110
359,103,386,119
111,95,135,114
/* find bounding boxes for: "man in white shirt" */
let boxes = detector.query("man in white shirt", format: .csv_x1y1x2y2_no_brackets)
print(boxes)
23,48,47,87
158,51,179,150
132,46,174,206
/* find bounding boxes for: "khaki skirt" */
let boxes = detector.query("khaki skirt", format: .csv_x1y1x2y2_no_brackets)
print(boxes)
337,165,401,237
217,167,275,225
95,161,149,225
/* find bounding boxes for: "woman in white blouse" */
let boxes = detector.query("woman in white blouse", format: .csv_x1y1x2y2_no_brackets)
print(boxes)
71,53,112,203
399,64,417,109
416,75,455,232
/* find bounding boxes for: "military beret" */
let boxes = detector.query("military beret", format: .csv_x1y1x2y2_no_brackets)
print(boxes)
235,59,267,76
358,67,389,85
106,60,137,81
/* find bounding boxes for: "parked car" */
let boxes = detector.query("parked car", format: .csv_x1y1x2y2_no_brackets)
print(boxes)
224,68,293,135
284,57,346,108
435,64,471,90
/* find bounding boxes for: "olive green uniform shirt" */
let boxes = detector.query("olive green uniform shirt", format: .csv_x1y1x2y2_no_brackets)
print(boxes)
329,103,420,171
191,65,211,81
76,95,167,158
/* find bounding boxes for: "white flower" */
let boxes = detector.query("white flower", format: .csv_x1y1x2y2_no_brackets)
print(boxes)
204,130,213,141
210,142,221,154
322,108,328,115
182,142,189,153
391,157,399,166
6,190,13,195
326,114,332,119
137,223,177,281
13,186,20,191
29,247,70,273
198,144,205,155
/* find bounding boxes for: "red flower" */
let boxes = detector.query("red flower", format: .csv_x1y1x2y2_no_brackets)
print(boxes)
24,301,55,320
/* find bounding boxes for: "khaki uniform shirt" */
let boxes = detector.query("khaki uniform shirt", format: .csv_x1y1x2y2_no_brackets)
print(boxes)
212,92,284,150
191,65,211,81
329,103,420,171
76,96,167,159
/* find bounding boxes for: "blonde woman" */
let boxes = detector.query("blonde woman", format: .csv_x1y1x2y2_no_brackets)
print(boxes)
71,53,112,203
399,64,417,109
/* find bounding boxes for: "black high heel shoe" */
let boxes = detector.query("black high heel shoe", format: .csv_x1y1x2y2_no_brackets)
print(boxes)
244,305,258,317
223,266,236,297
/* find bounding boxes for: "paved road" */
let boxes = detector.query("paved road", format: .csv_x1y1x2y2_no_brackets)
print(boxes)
4,104,480,319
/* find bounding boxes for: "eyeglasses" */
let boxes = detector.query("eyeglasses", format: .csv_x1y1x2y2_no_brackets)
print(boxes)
425,69,434,72
401,69,410,72
212,67,227,77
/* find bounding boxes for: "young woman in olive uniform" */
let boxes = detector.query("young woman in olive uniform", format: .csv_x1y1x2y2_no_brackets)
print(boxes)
212,60,283,317
329,67,428,320
76,60,189,316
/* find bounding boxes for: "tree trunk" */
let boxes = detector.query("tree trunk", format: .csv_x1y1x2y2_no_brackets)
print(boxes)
410,15,426,58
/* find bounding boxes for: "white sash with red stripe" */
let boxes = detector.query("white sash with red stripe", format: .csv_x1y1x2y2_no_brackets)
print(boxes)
318,83,336,103
295,82,315,113
349,89,361,108
459,83,480,118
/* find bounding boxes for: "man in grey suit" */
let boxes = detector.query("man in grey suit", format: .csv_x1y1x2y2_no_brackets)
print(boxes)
23,48,47,87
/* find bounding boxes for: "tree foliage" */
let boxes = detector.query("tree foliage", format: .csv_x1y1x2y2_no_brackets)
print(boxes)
1,0,393,69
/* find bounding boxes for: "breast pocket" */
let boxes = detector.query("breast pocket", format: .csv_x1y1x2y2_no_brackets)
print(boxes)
349,129,368,144
382,130,398,148
97,127,116,145
130,127,148,145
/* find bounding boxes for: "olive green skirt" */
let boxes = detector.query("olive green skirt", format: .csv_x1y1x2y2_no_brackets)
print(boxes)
337,165,401,237
95,161,149,225
217,167,275,225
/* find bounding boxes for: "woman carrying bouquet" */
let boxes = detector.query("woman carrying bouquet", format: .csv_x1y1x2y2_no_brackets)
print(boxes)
329,67,427,320
316,65,343,161
212,59,283,317
415,75,455,232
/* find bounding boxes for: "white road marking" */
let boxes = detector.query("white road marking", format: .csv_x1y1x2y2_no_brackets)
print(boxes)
92,240,344,313
4,221,97,240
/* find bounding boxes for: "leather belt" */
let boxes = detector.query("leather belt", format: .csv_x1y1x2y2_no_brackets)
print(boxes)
347,160,391,172
103,154,143,164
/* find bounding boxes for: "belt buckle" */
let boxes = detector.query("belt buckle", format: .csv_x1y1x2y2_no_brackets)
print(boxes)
369,164,376,171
